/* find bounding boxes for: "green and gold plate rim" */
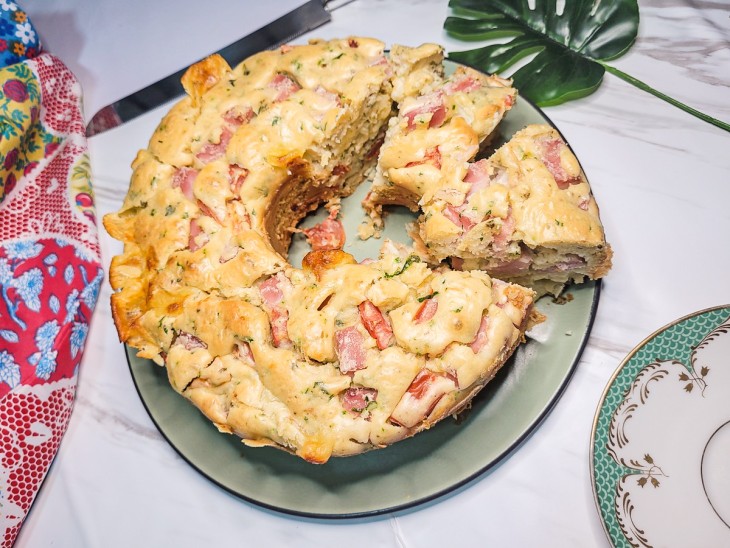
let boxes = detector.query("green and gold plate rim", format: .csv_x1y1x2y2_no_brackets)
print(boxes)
589,304,730,547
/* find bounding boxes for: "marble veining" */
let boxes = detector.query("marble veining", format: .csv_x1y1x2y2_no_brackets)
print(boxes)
74,393,163,442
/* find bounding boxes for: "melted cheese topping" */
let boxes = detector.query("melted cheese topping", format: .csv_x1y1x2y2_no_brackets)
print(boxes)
390,271,492,355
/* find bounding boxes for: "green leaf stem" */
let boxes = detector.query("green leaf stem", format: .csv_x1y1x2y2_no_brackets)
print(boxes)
445,0,729,132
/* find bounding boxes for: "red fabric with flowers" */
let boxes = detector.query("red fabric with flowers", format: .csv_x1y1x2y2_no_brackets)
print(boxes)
0,8,101,543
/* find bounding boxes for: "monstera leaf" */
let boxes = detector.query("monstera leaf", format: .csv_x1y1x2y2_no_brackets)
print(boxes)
445,0,729,132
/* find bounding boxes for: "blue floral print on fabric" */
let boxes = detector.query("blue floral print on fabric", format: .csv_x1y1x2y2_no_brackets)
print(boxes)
0,0,40,68
0,238,103,387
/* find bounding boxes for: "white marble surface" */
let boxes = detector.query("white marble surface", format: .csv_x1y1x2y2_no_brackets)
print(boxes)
15,0,730,546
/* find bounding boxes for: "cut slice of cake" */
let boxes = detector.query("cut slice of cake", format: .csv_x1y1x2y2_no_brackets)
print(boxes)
364,58,516,224
365,54,611,296
415,124,612,296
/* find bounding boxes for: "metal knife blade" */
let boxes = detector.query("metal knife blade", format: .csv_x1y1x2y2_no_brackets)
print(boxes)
86,0,332,137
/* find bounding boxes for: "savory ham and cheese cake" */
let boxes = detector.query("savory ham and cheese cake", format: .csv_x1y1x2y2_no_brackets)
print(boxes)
104,37,539,463
105,34,614,463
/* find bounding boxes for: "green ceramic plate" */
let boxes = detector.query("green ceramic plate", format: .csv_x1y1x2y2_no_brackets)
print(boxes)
126,61,600,518
590,305,730,547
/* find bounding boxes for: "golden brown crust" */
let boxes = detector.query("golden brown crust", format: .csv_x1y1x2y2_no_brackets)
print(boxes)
301,249,358,280
181,54,231,105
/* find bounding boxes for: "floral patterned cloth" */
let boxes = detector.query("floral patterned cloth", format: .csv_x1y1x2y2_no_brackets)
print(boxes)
0,3,101,545
0,1,38,74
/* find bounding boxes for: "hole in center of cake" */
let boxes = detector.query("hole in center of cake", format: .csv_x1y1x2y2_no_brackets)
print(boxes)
286,180,419,269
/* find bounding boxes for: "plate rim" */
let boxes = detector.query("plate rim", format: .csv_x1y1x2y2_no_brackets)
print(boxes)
589,303,730,546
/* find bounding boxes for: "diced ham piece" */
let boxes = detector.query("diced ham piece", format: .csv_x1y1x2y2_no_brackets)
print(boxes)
269,309,290,348
578,196,590,211
194,107,252,167
402,91,446,131
405,146,442,170
414,297,438,324
269,73,301,102
234,341,255,364
492,211,515,253
196,199,222,224
358,300,394,350
219,242,239,263
335,326,367,374
175,331,207,351
423,147,443,169
442,205,462,227
443,204,476,232
488,247,533,277
389,369,458,428
302,209,346,251
171,167,198,201
464,159,491,199
541,139,581,189
196,127,232,164
229,164,249,194
259,273,292,348
445,174,513,237
545,254,586,273
341,387,378,414
188,218,209,252
443,74,481,95
469,315,490,354
259,274,284,308
223,106,254,128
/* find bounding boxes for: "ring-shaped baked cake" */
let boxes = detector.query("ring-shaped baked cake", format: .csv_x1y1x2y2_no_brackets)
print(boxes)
104,38,610,463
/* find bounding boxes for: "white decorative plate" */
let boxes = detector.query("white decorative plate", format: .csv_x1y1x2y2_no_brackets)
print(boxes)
591,305,730,547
